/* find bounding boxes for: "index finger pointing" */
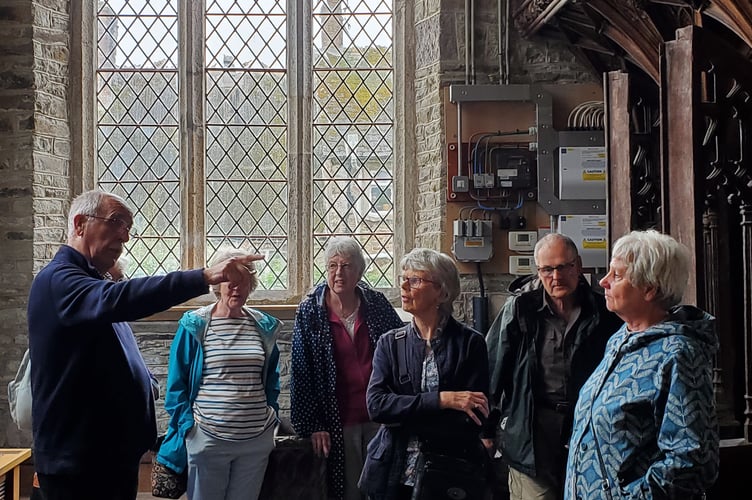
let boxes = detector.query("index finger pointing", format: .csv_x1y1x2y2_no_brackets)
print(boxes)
237,254,265,263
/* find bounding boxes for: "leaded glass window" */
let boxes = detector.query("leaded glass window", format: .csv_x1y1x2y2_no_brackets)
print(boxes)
93,0,399,299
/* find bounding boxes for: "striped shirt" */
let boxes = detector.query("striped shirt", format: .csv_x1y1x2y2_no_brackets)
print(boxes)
193,317,274,441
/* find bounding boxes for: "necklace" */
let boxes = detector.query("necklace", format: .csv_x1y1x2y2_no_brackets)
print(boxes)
338,299,360,319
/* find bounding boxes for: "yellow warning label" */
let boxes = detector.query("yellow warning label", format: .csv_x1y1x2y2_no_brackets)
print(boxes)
464,239,484,247
582,172,606,181
583,239,607,249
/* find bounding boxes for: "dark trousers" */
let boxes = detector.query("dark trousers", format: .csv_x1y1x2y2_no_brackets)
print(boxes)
396,484,413,500
38,463,139,500
533,407,568,498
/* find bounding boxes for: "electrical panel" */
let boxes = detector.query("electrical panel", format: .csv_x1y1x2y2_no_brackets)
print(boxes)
559,146,607,200
447,144,536,203
491,148,535,189
508,231,538,252
509,255,534,275
452,219,494,262
470,147,535,191
557,214,608,268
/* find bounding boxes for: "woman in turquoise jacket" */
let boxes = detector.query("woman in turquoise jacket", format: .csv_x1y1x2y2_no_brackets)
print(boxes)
157,249,282,500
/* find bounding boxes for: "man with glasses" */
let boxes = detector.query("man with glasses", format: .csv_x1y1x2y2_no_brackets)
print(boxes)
484,233,621,500
28,189,264,500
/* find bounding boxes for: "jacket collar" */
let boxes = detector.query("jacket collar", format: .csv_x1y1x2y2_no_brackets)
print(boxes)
57,244,104,279
185,303,281,339
311,281,372,309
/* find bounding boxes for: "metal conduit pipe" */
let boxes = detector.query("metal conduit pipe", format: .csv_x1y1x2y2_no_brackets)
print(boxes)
465,0,471,85
504,0,510,84
460,0,471,173
457,101,463,176
470,0,475,84
498,0,504,83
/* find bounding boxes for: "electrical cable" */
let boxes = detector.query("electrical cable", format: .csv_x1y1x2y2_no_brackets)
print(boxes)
476,262,485,298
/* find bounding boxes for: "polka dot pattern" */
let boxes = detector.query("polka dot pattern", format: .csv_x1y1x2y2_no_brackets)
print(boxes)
290,282,404,500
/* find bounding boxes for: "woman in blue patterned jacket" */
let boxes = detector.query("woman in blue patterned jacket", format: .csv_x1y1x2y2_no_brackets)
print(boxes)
290,237,404,500
566,230,719,499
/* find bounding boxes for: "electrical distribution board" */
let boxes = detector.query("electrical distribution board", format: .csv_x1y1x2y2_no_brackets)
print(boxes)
452,219,494,262
447,144,537,202
558,214,608,268
559,146,607,200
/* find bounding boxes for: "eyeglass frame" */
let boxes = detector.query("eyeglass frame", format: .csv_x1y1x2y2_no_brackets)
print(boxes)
536,259,579,277
326,261,354,273
86,215,135,235
398,275,436,289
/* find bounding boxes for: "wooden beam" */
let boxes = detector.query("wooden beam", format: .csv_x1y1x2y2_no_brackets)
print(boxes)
605,71,634,244
588,0,665,83
706,0,752,49
661,25,705,305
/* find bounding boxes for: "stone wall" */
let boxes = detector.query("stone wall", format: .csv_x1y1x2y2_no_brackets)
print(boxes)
1,0,72,448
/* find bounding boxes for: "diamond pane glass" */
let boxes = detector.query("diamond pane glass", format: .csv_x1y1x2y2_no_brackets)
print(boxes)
205,4,289,291
206,71,287,126
206,10,286,69
98,0,178,69
98,72,178,125
96,179,180,277
312,0,394,288
97,2,180,278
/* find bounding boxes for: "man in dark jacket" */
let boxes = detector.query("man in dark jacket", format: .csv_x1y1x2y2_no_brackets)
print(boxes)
28,189,263,500
485,233,622,500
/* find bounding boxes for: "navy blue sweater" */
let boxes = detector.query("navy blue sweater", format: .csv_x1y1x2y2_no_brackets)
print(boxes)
28,245,208,475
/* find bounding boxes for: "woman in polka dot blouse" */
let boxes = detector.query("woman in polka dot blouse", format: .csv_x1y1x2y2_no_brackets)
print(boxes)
291,237,404,500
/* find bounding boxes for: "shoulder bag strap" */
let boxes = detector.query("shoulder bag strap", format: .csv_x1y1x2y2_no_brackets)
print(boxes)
395,330,410,385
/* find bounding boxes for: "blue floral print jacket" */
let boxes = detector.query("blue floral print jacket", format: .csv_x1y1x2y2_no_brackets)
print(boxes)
565,306,719,500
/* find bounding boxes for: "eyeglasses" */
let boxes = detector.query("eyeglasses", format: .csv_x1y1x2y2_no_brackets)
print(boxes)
398,275,435,289
536,260,578,277
87,215,135,236
327,262,352,273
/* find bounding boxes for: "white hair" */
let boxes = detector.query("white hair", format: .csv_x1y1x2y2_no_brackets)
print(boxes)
324,236,367,279
209,247,259,298
400,248,460,317
67,189,132,240
533,233,579,265
611,230,690,309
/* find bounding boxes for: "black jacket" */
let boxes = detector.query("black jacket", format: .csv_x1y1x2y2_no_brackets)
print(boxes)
360,317,489,500
485,275,622,477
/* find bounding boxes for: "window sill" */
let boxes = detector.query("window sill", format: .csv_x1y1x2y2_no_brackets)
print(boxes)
140,304,299,322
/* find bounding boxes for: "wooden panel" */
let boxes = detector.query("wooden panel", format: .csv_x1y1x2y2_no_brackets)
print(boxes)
661,26,705,306
707,0,752,48
605,71,633,244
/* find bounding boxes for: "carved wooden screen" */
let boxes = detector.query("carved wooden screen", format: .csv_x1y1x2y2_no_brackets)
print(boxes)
605,70,662,242
663,25,752,440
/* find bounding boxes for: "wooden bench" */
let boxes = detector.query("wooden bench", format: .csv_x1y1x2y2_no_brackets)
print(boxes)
0,449,32,500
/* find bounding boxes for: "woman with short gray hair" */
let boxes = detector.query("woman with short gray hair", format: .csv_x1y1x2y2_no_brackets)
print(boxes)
324,236,368,279
291,237,403,500
398,248,460,318
566,230,719,499
360,248,491,500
